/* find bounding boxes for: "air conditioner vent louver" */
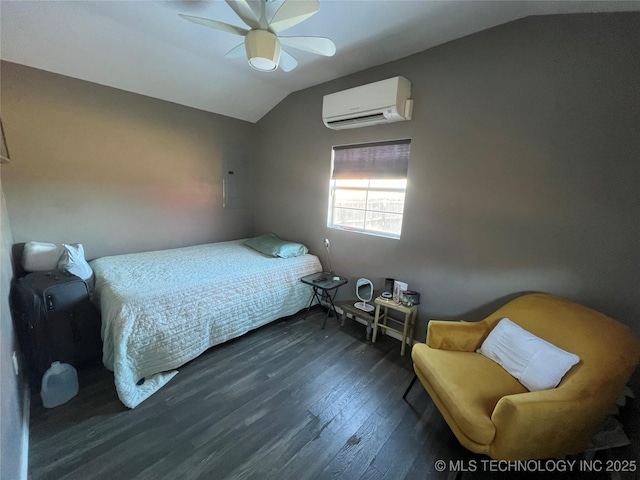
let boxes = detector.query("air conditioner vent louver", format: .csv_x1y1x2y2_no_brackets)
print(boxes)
322,76,413,130
326,112,386,127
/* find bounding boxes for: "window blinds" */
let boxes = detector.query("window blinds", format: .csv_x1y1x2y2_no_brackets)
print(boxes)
332,139,411,179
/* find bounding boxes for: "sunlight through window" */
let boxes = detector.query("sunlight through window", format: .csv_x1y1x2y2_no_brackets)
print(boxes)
328,140,411,239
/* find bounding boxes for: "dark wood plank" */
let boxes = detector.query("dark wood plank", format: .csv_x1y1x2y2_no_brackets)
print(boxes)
27,307,639,480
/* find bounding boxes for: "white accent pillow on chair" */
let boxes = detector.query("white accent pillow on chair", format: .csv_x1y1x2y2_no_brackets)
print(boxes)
477,317,580,391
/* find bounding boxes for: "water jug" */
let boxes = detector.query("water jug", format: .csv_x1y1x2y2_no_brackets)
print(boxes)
40,361,79,408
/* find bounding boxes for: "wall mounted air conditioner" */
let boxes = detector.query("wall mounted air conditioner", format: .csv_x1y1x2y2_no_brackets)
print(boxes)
322,76,413,130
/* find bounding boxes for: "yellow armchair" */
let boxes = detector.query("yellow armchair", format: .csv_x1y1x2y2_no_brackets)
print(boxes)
407,293,640,460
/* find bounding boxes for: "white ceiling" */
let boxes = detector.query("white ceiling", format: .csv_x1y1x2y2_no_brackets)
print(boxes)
2,1,639,123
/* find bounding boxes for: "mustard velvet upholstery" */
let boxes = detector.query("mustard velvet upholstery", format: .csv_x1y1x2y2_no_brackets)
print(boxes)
410,293,640,460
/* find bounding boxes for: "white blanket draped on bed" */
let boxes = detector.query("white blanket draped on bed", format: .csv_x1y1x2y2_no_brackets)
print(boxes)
90,239,322,408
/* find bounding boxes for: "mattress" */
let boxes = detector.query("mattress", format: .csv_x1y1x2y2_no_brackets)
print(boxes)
90,239,322,408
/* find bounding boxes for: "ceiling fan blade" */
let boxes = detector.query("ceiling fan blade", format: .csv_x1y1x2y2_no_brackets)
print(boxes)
179,14,248,36
279,36,336,57
224,43,247,58
279,49,298,72
269,0,320,33
225,0,262,30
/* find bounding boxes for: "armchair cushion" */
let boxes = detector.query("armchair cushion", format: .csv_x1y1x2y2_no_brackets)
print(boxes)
477,317,580,391
413,345,527,445
426,320,490,352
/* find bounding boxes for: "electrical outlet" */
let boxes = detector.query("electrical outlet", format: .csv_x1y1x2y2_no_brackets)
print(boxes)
12,351,19,376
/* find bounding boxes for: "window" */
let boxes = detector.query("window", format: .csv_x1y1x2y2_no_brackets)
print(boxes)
328,139,411,239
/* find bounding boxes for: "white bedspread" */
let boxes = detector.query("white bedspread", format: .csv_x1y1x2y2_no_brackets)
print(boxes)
90,239,322,408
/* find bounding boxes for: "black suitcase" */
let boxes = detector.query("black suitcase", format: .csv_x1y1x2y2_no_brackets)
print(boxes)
12,270,102,391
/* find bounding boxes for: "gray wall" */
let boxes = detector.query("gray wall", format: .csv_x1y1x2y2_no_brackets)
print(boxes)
1,169,25,480
0,63,259,477
255,13,640,336
1,62,257,260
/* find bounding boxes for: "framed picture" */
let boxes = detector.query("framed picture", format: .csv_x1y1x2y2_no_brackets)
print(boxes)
393,280,408,303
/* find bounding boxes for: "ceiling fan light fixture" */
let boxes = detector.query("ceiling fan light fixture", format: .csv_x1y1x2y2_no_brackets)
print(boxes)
180,0,332,73
249,56,277,71
245,30,281,72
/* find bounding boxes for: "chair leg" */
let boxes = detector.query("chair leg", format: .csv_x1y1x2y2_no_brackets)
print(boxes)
403,373,418,400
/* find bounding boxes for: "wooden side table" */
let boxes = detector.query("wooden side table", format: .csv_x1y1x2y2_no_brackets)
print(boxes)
335,300,375,340
372,296,418,356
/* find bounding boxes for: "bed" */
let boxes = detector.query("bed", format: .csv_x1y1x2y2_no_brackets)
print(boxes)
90,238,322,408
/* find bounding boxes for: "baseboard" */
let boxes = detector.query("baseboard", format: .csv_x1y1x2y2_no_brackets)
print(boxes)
20,386,30,480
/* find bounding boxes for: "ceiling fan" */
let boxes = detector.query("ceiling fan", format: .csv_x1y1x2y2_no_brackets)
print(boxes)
179,0,336,73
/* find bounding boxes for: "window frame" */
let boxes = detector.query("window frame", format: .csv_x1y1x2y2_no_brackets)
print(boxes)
327,139,411,240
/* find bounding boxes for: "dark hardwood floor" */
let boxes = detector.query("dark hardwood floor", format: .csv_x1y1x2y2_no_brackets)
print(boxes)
28,308,639,480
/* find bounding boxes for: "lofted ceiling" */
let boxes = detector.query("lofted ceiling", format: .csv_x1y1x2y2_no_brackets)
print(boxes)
1,0,639,123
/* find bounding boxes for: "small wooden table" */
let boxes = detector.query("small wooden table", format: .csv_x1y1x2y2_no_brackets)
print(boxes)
336,300,375,340
372,296,418,356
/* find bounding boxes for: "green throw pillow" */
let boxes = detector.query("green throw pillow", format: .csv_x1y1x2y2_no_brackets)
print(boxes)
244,234,309,258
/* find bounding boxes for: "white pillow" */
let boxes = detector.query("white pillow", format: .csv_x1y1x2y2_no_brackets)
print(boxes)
22,241,64,272
57,243,94,285
477,317,580,391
